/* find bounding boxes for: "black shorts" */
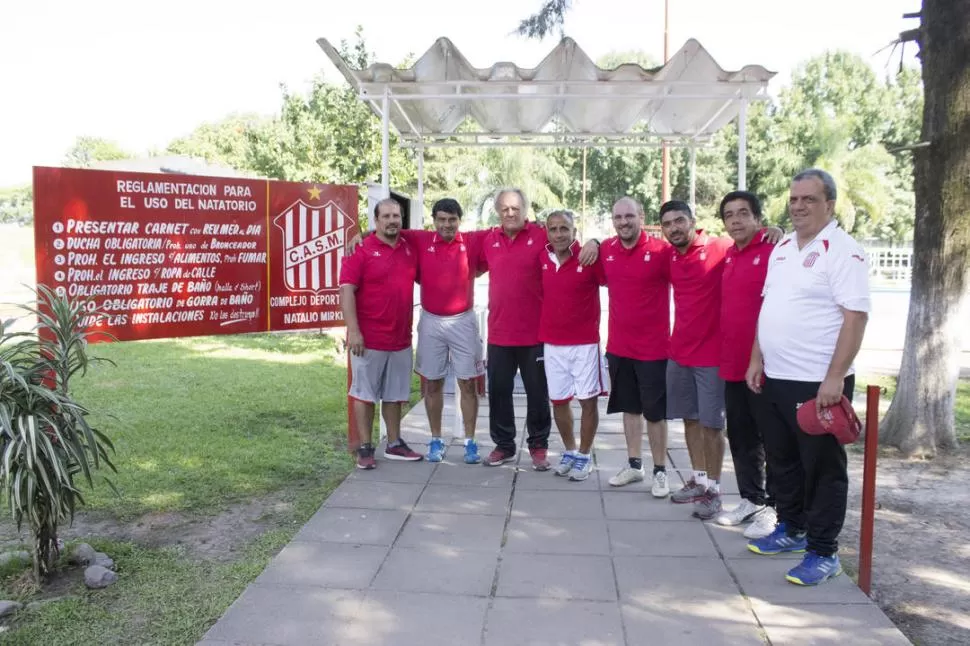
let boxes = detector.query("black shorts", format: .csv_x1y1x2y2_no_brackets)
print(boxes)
605,354,667,422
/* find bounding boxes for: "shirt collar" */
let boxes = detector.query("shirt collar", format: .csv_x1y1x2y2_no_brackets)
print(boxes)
781,219,839,249
544,239,581,257
431,231,464,244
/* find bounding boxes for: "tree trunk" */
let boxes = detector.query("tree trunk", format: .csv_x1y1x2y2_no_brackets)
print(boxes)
880,0,970,455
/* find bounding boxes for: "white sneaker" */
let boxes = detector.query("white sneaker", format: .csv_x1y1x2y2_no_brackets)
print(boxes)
554,451,576,477
608,466,645,487
651,470,669,498
716,499,764,526
743,506,778,539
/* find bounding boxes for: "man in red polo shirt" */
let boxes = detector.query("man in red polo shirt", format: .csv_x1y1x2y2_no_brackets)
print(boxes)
480,189,599,469
715,191,777,539
601,197,673,497
340,198,423,469
540,210,607,481
663,200,780,520
408,198,487,464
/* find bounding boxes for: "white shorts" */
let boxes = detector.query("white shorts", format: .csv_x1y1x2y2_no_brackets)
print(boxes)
415,309,485,381
349,347,413,403
544,343,608,404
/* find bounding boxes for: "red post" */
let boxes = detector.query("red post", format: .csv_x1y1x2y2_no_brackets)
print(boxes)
858,384,881,596
347,352,359,454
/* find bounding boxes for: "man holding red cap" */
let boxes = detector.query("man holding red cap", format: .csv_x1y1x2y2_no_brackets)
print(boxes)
746,168,870,586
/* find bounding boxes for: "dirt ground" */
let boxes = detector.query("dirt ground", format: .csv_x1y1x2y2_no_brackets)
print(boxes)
1,451,968,644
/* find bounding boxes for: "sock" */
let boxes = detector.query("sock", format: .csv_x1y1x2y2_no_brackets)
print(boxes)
629,457,643,470
653,465,666,475
464,438,474,446
388,438,403,448
694,470,708,488
709,479,720,493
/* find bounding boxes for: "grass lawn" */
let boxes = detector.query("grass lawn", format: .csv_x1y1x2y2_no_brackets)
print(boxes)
0,331,422,644
855,374,970,443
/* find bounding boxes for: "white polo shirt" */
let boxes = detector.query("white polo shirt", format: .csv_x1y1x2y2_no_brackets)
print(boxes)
758,220,870,382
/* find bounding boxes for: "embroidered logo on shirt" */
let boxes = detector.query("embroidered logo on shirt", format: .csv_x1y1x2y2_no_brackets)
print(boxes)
542,264,548,270
851,254,865,262
753,256,761,265
427,246,435,253
699,251,707,261
372,251,382,257
527,238,534,246
492,242,500,247
726,257,733,264
460,244,466,252
644,252,651,262
803,251,820,268
606,255,615,262
576,266,583,273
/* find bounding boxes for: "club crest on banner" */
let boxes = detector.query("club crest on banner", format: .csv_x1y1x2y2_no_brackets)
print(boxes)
274,199,355,294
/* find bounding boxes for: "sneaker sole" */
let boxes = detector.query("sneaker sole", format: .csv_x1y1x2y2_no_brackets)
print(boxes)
569,471,591,481
608,478,644,487
692,510,721,520
464,456,483,464
384,453,424,462
785,566,842,586
651,488,670,498
670,495,706,504
747,544,807,556
483,456,516,467
356,463,376,470
532,463,551,472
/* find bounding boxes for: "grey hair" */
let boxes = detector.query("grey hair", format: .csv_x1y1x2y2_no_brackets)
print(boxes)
793,168,838,202
545,209,575,227
613,196,644,215
493,188,529,215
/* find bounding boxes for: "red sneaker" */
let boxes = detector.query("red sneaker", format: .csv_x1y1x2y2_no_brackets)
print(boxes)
529,448,551,471
483,448,516,466
356,444,376,470
384,440,423,461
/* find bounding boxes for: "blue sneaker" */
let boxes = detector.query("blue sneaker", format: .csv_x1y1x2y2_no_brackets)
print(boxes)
463,439,482,464
747,522,807,555
786,552,842,585
427,437,445,462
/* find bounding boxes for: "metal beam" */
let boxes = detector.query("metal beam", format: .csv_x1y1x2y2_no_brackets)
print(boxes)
400,140,711,149
737,100,748,190
381,91,390,195
361,91,765,102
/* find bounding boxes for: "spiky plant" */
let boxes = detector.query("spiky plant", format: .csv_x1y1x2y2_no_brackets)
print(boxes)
0,285,116,582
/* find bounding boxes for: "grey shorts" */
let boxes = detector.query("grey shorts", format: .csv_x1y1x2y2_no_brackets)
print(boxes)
349,347,413,403
665,360,726,430
415,309,485,381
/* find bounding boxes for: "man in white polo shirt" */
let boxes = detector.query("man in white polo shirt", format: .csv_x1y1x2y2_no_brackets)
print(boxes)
745,168,870,586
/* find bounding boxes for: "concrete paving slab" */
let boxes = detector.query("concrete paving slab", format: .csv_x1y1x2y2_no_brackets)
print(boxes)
428,460,516,487
496,553,617,601
345,458,436,485
601,491,696,521
608,520,720,557
483,598,625,646
414,484,511,516
620,600,765,645
294,507,408,546
202,584,365,645
749,600,912,645
323,480,425,511
254,541,388,589
613,556,741,604
355,590,489,646
371,546,499,596
511,490,604,519
396,512,507,552
727,558,873,605
505,516,611,555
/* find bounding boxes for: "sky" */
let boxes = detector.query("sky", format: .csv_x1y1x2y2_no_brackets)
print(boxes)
0,0,919,187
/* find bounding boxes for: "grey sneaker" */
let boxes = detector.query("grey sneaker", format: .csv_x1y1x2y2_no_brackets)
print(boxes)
670,479,707,504
554,451,576,477
568,454,593,481
692,489,723,520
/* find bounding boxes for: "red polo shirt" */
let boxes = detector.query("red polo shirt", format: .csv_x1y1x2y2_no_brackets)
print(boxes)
719,234,773,381
480,222,547,346
669,230,733,367
601,232,672,361
539,240,606,345
339,234,418,352
405,229,485,316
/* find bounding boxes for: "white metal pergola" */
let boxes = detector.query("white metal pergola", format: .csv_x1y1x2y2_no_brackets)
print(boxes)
318,36,775,217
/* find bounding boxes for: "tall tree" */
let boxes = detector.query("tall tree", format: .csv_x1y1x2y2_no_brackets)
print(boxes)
166,114,269,172
880,0,970,455
63,136,131,167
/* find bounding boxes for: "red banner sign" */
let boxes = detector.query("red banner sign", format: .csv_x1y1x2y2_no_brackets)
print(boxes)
33,167,359,342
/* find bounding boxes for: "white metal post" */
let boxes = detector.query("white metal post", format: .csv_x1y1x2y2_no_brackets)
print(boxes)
689,145,697,213
381,90,390,195
737,100,748,190
417,146,425,227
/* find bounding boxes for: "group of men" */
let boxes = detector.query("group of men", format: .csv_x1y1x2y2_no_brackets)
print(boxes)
339,167,870,587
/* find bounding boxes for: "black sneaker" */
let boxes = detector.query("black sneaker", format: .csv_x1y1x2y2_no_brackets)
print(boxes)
356,443,376,469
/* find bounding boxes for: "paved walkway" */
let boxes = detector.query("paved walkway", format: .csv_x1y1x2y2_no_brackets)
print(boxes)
201,397,910,646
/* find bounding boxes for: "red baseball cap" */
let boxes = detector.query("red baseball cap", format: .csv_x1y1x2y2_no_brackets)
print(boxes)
796,396,862,445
